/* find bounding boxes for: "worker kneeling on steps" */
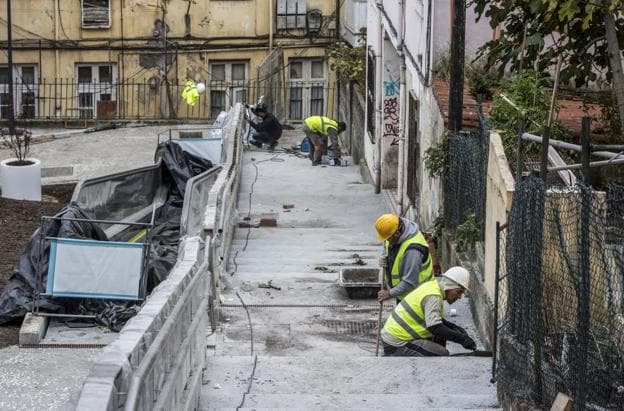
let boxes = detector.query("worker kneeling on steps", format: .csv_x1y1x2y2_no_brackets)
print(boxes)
381,266,477,356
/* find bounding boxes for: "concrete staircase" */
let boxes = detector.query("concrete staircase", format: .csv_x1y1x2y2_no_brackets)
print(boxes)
201,356,498,410
199,130,499,410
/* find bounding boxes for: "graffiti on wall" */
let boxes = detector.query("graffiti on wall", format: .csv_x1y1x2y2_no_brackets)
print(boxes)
383,62,400,146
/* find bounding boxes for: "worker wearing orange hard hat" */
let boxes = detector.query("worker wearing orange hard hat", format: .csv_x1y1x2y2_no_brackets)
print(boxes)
375,213,434,303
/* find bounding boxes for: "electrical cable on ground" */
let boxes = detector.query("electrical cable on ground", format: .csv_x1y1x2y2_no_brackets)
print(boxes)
235,291,258,410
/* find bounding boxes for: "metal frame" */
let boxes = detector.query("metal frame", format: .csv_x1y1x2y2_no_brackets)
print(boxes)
156,126,224,145
32,211,155,320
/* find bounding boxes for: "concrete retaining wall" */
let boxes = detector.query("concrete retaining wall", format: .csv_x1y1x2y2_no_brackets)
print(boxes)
74,104,244,410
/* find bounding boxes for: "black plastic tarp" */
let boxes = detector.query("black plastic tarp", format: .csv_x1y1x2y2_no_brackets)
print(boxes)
0,140,213,330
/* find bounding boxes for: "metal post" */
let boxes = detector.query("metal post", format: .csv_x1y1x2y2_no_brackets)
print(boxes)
515,119,525,184
576,185,591,410
540,126,551,182
491,221,501,382
6,0,16,135
580,117,591,184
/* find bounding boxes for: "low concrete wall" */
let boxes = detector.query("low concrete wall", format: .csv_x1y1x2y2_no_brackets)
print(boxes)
74,104,244,410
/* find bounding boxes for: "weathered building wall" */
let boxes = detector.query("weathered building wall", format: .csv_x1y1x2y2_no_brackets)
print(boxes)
0,0,338,120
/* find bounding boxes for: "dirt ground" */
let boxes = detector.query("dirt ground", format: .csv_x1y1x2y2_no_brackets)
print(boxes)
0,184,75,348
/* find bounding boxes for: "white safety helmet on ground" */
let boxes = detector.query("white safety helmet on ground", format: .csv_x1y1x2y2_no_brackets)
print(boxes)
196,82,206,94
441,266,471,291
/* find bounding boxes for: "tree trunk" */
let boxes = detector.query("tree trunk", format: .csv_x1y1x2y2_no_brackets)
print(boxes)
604,10,624,134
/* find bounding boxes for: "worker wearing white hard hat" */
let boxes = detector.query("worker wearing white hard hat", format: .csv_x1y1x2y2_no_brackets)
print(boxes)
381,266,477,356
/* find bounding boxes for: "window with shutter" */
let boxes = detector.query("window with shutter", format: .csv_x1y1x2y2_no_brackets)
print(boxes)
82,0,111,28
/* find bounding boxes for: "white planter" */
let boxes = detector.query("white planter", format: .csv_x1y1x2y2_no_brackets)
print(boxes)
1,158,42,201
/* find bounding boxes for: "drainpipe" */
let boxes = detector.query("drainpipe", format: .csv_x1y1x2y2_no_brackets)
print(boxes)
269,0,273,50
374,0,383,194
6,0,15,135
54,0,60,117
396,0,406,213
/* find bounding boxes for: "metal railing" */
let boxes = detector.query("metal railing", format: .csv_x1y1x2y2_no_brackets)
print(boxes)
0,78,335,121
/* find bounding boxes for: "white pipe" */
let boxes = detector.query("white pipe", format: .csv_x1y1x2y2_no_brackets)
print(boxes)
374,0,383,194
522,133,624,160
396,0,406,213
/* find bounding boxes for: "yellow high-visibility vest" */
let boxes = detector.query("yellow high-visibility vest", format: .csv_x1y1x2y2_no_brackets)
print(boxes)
383,280,444,341
182,80,200,106
304,116,339,136
384,231,434,301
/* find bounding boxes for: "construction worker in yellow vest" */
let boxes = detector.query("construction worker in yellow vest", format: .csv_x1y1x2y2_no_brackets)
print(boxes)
181,80,206,107
303,116,347,166
381,266,478,356
375,213,434,303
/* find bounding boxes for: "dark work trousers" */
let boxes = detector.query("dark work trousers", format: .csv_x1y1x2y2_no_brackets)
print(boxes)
303,125,326,165
253,131,278,146
382,339,450,357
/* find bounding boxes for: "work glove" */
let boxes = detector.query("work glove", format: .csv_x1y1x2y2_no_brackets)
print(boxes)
460,335,477,351
443,318,467,335
378,255,388,268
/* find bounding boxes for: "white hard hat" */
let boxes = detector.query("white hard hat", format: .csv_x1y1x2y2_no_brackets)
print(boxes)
441,266,470,291
196,82,206,94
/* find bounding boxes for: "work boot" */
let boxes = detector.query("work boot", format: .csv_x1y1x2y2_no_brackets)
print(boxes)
249,140,262,148
268,141,278,150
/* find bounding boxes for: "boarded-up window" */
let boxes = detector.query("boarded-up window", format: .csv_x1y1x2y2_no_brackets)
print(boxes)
82,0,111,28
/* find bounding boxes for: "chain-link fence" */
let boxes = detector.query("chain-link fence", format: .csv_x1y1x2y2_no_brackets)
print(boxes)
496,175,624,410
443,101,489,239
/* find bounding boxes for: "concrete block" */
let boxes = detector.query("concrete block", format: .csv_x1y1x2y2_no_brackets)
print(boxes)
19,313,49,346
550,393,573,411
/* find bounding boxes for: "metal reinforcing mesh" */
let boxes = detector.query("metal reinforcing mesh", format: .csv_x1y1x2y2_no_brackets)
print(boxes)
497,176,624,410
256,47,285,121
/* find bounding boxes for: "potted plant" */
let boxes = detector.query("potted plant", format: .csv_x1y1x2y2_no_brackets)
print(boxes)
1,127,41,201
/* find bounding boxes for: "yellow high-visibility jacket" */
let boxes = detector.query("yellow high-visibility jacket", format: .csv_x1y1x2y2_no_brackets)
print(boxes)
384,231,433,301
182,80,200,106
383,280,444,341
304,116,339,136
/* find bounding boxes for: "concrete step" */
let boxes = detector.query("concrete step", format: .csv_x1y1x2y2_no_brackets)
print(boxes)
205,394,501,410
200,355,498,410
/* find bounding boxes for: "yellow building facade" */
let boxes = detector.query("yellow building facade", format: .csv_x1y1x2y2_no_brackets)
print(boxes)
0,0,339,121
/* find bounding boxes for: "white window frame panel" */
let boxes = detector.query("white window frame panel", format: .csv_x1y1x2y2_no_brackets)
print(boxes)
75,63,117,119
344,0,367,35
81,0,112,29
208,61,249,118
287,58,326,120
0,64,38,119
276,0,307,29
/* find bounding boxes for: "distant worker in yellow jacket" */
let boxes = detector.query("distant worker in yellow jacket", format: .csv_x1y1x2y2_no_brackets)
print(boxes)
303,115,347,166
181,80,206,107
